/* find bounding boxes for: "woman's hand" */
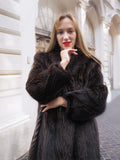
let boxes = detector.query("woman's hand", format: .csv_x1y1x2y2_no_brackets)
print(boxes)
41,96,67,112
60,49,78,69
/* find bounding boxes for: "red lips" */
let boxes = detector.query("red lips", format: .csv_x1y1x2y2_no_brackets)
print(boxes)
63,42,71,46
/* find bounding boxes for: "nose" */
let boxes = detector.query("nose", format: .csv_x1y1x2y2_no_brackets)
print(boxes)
63,32,69,40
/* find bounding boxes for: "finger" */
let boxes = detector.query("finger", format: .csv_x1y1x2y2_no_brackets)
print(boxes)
68,49,77,52
42,107,48,112
68,51,78,57
72,52,78,55
68,49,77,54
68,48,77,50
41,104,46,107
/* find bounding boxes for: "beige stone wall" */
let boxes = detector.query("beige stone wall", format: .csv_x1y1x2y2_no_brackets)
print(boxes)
0,0,37,159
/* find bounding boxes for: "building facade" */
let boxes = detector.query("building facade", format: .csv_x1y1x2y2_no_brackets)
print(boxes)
0,0,120,159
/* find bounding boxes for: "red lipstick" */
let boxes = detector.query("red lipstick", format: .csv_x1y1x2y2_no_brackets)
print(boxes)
63,42,71,46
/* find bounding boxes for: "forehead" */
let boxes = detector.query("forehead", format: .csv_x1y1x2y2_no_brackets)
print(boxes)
57,17,75,30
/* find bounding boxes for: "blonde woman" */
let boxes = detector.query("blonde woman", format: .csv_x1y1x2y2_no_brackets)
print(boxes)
26,13,108,160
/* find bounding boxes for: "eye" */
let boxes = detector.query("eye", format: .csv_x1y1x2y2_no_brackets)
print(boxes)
68,30,73,34
57,31,63,35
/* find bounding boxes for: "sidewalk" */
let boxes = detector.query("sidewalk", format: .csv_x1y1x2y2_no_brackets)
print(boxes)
97,90,120,160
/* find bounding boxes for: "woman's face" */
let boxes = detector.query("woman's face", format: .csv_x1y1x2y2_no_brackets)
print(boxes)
56,17,76,50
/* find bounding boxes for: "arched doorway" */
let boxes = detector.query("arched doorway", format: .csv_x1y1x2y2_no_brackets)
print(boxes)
109,14,120,89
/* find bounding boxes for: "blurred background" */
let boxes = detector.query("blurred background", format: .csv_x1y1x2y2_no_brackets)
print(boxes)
0,0,120,159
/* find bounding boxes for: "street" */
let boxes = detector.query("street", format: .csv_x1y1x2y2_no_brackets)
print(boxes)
97,93,120,160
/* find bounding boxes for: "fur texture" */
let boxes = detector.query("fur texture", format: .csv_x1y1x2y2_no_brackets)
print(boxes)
26,49,108,160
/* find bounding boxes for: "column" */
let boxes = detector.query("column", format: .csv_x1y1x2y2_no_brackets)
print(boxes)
100,19,112,102
75,0,87,33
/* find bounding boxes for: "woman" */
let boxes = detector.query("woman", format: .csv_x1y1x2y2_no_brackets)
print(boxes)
26,13,108,160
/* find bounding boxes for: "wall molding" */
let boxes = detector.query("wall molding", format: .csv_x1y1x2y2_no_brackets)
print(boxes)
0,8,20,20
0,26,21,36
35,27,51,37
0,71,22,75
0,48,21,55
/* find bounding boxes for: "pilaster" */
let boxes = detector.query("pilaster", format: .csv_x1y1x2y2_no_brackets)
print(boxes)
75,0,88,33
100,19,112,102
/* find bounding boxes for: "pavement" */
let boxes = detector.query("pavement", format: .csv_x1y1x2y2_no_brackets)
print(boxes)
97,90,120,160
18,90,120,160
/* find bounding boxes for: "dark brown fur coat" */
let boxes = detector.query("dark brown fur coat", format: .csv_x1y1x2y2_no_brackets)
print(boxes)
26,48,108,160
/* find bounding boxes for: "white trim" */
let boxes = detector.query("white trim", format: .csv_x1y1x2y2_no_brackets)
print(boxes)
0,48,21,55
0,8,20,20
0,26,21,36
0,71,22,75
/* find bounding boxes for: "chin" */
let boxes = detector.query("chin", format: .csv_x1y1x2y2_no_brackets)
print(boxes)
64,46,73,49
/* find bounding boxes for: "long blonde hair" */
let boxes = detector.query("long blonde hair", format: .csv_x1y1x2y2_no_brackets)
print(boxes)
47,13,101,65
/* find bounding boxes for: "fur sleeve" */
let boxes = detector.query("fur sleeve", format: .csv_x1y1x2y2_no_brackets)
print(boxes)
26,52,72,104
63,62,108,122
